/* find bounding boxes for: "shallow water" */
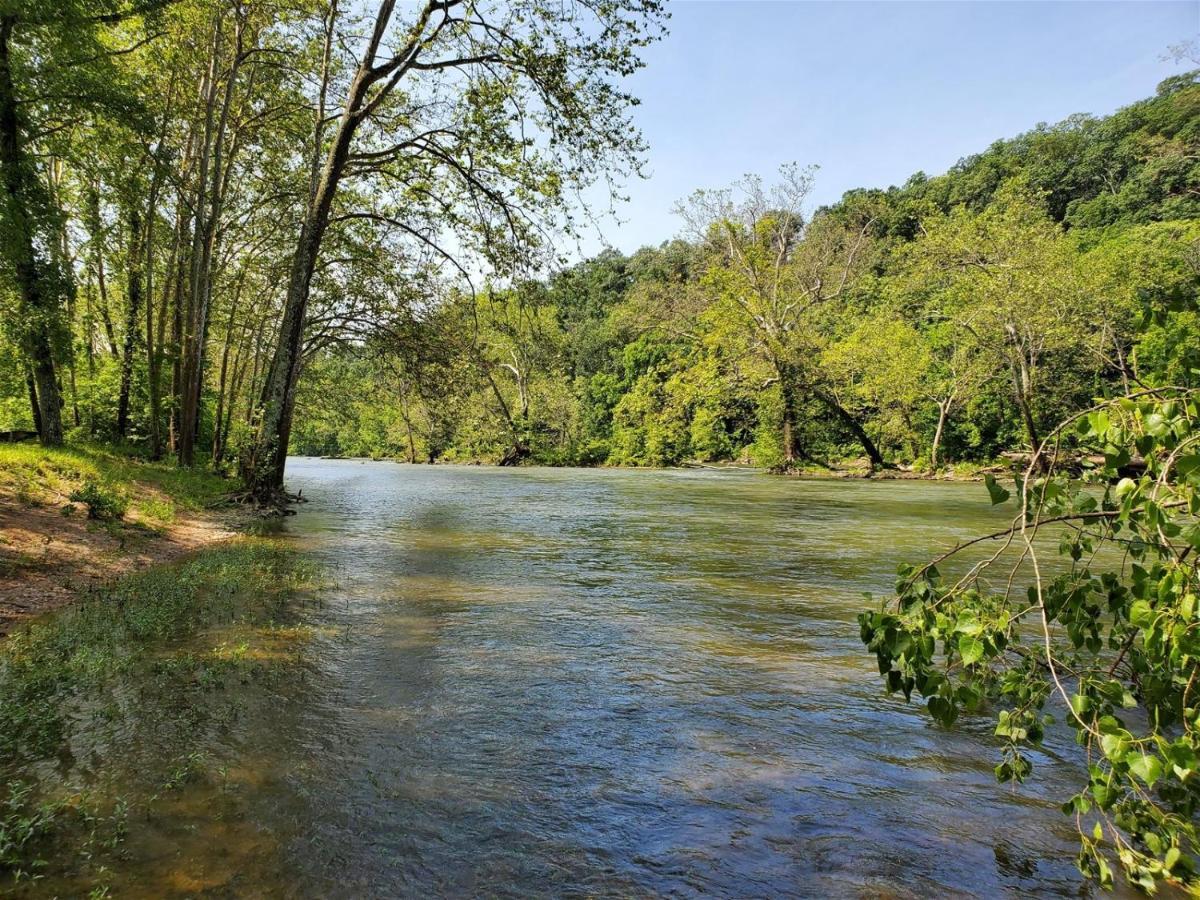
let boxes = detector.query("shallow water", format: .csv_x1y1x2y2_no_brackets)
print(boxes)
13,460,1119,896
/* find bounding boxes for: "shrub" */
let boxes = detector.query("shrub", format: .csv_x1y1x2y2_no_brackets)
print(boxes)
68,481,128,521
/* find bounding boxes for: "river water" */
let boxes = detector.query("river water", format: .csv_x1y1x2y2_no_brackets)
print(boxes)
14,460,1114,896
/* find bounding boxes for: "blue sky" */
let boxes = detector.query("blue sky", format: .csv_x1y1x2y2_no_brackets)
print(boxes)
577,0,1199,256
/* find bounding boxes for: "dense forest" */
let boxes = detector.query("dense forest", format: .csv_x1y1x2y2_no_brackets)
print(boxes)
0,0,665,499
289,69,1200,471
0,4,1196,479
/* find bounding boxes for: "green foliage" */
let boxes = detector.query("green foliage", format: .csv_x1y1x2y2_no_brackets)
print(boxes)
284,76,1200,472
861,387,1200,892
67,479,128,521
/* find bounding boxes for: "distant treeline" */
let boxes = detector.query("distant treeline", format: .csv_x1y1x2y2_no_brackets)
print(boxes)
291,72,1200,470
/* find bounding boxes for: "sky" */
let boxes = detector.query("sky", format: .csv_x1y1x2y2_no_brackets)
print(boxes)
576,0,1200,257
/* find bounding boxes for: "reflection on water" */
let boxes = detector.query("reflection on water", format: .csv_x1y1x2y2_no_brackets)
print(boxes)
11,461,1122,896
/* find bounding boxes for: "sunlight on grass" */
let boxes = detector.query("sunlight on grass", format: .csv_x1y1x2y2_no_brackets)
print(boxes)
0,443,233,523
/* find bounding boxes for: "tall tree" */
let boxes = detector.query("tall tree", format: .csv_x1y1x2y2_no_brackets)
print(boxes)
678,165,883,469
0,2,156,445
245,0,665,500
901,182,1093,457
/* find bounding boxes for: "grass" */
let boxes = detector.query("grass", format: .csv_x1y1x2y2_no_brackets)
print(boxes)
0,442,233,529
0,538,322,889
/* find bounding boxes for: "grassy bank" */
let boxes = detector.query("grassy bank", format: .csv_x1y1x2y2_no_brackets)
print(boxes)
0,443,244,632
0,443,231,532
0,538,323,893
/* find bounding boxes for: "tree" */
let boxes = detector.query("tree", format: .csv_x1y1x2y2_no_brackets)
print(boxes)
678,165,883,469
899,183,1094,458
920,318,994,468
244,0,665,500
822,316,931,463
861,375,1200,891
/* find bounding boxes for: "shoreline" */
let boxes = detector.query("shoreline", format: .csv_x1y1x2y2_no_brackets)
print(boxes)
0,445,248,635
297,454,996,483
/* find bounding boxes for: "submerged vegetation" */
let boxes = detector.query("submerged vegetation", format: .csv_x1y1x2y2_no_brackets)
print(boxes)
0,538,322,893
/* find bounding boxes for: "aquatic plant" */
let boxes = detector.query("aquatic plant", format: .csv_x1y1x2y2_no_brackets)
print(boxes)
0,539,322,890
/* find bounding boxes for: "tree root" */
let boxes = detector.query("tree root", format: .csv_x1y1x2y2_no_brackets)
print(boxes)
217,487,307,516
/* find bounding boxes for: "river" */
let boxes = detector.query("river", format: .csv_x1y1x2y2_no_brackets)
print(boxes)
12,460,1113,896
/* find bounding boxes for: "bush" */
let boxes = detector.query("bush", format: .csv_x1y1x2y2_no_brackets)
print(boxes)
68,481,128,521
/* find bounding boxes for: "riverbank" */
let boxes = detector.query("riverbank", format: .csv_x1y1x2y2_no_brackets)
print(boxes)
0,443,244,634
0,536,323,895
306,453,1002,482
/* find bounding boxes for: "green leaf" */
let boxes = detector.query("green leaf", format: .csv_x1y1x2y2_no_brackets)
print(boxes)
1069,693,1091,717
1127,752,1164,787
958,633,985,666
983,473,1010,505
1100,732,1128,759
1165,846,1180,871
1185,525,1200,552
1130,599,1155,629
1177,454,1200,479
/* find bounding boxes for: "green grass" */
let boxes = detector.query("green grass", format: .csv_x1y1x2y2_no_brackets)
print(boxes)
0,443,234,528
0,540,319,758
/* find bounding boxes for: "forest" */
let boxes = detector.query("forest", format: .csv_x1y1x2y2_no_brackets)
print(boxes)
292,76,1200,472
0,0,666,499
0,5,1197,481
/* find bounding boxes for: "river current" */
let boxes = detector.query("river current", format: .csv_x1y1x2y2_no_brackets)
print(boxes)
14,460,1115,897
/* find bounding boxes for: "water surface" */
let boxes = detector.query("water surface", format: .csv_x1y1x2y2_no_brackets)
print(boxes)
15,460,1115,896
271,460,1092,897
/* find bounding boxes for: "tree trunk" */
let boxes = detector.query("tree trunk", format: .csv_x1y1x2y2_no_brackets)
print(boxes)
145,212,164,457
177,22,221,466
116,207,143,438
399,386,417,464
247,0,449,498
87,186,120,359
247,20,375,498
0,17,63,445
169,240,185,453
211,276,243,465
24,366,40,435
1010,357,1041,455
814,387,885,469
249,225,328,495
777,362,800,468
931,398,950,470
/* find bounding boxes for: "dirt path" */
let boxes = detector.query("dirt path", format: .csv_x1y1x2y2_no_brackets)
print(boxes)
0,490,241,635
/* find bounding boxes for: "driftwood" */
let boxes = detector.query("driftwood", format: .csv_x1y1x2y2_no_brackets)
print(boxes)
219,486,307,516
999,450,1148,479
